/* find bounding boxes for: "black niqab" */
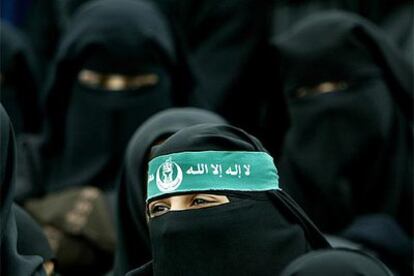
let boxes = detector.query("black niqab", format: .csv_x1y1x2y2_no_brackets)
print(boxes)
0,104,46,275
38,0,194,193
130,124,329,276
114,108,227,276
266,0,413,157
273,11,413,234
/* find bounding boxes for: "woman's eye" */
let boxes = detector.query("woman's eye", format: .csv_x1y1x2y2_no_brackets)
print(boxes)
149,204,169,217
78,69,101,87
296,81,348,98
192,198,213,206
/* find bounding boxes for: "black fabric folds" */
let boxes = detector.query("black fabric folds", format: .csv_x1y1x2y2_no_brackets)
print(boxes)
380,2,413,64
113,108,227,276
271,0,412,37
54,0,93,32
0,20,42,134
129,124,329,276
37,0,195,193
341,214,413,275
14,204,55,263
273,11,413,234
280,248,393,276
153,0,275,144
149,196,314,276
0,104,46,276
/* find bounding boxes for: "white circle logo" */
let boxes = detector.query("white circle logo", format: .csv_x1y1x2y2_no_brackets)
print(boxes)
156,157,183,192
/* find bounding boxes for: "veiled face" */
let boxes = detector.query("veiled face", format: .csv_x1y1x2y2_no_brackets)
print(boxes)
147,194,229,218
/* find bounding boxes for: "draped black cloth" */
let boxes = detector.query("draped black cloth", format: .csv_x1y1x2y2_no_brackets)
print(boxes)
281,248,393,276
0,104,46,276
271,0,412,39
153,0,276,147
23,0,195,196
128,124,330,276
341,214,413,275
380,2,413,64
273,11,413,234
0,20,42,134
23,0,92,75
113,108,227,276
14,204,54,263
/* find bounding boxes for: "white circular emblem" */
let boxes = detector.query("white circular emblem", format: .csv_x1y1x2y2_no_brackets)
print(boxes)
156,157,183,192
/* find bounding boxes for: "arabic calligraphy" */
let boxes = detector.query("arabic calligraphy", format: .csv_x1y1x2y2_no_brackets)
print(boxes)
186,163,251,178
148,162,253,183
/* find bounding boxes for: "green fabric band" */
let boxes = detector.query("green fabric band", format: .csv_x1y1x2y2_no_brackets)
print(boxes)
147,151,279,201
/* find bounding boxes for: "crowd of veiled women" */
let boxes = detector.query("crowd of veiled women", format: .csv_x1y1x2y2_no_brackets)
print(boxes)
0,0,412,275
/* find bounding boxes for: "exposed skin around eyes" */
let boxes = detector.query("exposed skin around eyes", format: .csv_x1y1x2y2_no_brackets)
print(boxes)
296,81,348,98
147,193,229,218
78,69,159,91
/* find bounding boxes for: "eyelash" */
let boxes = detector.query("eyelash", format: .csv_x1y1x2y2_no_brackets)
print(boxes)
151,205,169,214
192,197,212,206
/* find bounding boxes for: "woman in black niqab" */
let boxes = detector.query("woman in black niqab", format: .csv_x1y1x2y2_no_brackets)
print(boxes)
128,124,330,276
272,11,413,234
0,20,42,135
36,0,195,194
0,104,46,276
114,108,227,276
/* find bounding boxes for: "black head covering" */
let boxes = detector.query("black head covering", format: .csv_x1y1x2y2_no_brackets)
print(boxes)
273,11,413,233
131,124,329,276
55,0,94,31
113,108,227,276
14,204,55,262
271,0,412,37
280,248,393,276
39,0,195,193
0,20,42,134
0,104,46,275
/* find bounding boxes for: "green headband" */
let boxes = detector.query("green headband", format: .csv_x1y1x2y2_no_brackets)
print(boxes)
147,151,279,201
